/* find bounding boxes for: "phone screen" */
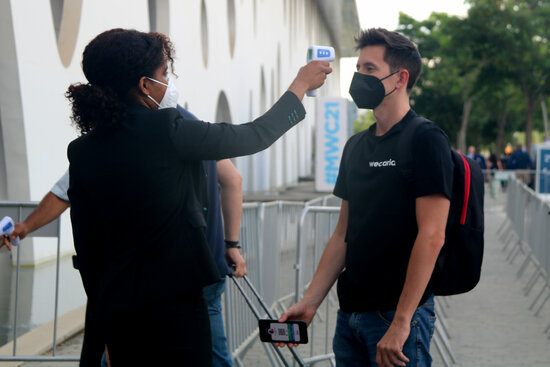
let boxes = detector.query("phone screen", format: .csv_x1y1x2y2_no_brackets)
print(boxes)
267,322,301,342
259,319,308,344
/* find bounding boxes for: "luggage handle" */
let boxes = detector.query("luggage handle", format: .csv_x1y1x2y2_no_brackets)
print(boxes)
229,269,306,367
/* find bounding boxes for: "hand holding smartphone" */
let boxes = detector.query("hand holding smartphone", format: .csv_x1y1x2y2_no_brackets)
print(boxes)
258,319,308,344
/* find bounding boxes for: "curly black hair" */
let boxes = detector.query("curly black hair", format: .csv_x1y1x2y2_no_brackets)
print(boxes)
66,28,175,135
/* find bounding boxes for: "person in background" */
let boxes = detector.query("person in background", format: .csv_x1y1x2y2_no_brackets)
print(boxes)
488,152,503,198
467,145,487,171
507,143,534,187
500,145,514,191
501,145,513,170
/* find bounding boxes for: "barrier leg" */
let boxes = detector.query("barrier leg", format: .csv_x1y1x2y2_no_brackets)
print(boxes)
501,231,515,252
529,284,548,311
439,296,451,309
432,326,453,367
496,218,509,236
435,298,448,319
435,320,457,364
517,256,533,279
524,270,542,296
512,244,529,264
500,228,514,249
534,292,550,317
506,243,522,263
435,302,452,341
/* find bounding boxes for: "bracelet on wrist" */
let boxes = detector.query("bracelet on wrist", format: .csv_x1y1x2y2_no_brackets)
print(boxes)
225,240,241,249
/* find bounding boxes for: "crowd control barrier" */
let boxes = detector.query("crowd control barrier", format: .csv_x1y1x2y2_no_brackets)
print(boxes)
0,201,79,363
1,194,463,365
497,178,550,339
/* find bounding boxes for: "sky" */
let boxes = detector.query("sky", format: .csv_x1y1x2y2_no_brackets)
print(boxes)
340,0,470,98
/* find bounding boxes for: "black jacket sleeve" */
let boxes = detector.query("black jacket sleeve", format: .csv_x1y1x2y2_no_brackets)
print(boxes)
168,91,306,161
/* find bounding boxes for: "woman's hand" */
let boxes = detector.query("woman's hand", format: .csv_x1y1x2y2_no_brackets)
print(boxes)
1,223,27,251
288,61,333,100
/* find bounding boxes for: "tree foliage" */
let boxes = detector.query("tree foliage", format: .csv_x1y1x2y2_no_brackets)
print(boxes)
395,0,550,154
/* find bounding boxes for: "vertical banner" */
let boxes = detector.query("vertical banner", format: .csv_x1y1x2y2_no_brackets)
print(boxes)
315,97,349,192
536,145,550,195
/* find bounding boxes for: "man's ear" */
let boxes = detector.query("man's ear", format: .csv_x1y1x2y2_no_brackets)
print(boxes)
137,76,151,96
397,69,410,90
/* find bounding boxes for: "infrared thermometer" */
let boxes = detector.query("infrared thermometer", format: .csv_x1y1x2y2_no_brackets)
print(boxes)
1,216,20,247
306,45,335,97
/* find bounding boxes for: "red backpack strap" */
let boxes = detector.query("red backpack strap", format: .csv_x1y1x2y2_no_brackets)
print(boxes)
459,153,471,225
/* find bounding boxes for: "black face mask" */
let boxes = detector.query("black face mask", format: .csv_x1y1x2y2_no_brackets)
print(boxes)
348,71,399,109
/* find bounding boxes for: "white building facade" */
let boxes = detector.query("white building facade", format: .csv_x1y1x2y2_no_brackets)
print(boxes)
0,0,359,265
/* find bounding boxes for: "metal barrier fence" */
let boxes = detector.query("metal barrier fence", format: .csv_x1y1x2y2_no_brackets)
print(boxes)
0,201,79,363
497,178,550,339
226,200,340,366
1,193,467,364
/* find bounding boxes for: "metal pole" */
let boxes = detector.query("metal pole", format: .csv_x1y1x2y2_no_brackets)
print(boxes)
294,207,310,304
229,275,293,367
52,219,62,356
12,206,22,356
240,275,306,367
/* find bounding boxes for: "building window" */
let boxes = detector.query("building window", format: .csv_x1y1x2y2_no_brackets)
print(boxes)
215,91,232,123
253,0,257,37
228,0,236,58
260,67,266,113
148,0,170,34
201,0,209,68
50,0,63,40
50,0,82,67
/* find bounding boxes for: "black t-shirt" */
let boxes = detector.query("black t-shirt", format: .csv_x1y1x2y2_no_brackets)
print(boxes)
333,109,453,312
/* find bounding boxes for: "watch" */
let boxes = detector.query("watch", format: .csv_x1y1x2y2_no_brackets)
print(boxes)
224,240,241,249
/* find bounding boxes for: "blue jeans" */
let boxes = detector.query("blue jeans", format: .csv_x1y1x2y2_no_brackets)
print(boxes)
333,295,436,367
203,278,232,367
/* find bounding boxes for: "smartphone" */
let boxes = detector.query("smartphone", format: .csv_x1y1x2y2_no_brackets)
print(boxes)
258,319,308,344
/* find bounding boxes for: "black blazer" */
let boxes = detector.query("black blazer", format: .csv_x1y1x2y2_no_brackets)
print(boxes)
68,91,306,318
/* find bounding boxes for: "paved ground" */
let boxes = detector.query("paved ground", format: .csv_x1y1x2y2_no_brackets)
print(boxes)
11,185,550,366
428,191,550,367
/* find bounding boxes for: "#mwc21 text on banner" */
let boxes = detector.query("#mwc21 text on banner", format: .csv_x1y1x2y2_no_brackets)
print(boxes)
315,97,348,192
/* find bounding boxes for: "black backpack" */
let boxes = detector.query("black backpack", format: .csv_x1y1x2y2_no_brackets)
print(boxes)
398,116,484,296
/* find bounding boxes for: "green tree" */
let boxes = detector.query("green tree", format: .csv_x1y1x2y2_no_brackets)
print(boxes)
467,0,550,152
353,110,375,134
398,12,484,151
398,0,550,153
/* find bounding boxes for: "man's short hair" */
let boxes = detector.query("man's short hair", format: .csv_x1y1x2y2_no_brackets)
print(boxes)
355,28,422,92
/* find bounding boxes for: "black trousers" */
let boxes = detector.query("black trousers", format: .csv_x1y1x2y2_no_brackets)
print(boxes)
80,301,104,367
104,292,212,367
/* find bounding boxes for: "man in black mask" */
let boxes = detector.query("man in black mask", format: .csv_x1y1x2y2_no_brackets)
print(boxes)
279,28,453,367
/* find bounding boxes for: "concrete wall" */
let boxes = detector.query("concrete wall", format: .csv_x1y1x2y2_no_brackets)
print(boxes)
0,0,353,265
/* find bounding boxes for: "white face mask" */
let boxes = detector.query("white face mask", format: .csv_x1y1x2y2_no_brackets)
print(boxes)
146,77,179,109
